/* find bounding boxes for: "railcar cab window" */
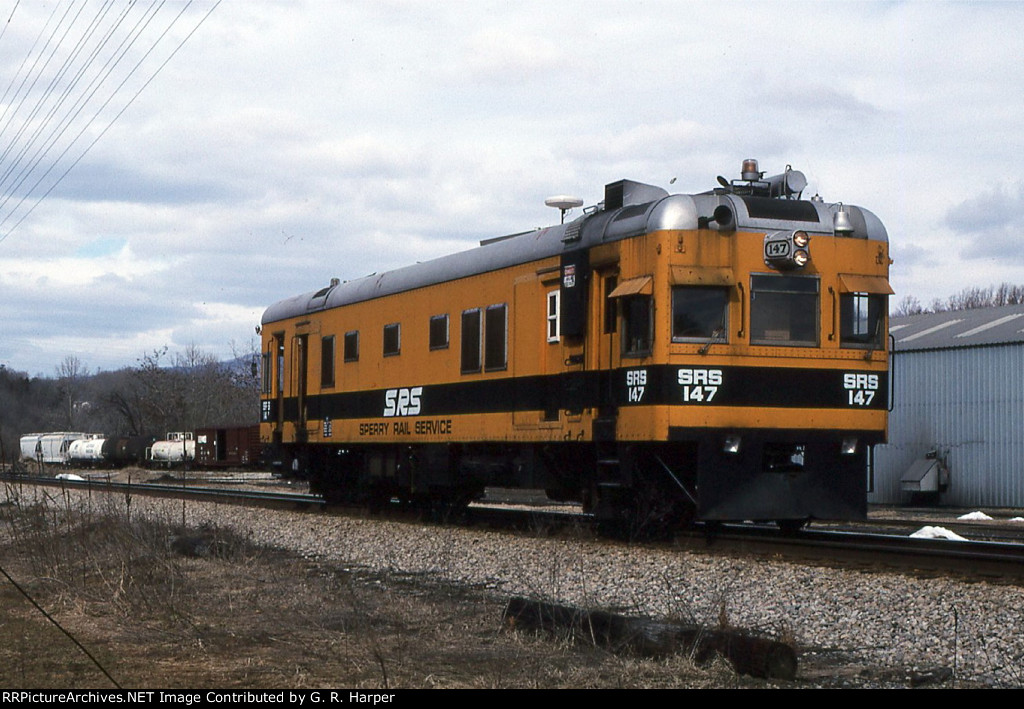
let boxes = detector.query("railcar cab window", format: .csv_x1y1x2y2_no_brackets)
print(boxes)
429,314,449,350
672,287,728,342
750,274,819,347
383,323,401,356
840,292,886,349
321,335,335,388
344,330,359,362
622,296,653,356
461,308,482,373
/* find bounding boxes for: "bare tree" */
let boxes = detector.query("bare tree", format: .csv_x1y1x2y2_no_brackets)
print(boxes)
894,283,1024,317
891,295,925,317
55,355,89,429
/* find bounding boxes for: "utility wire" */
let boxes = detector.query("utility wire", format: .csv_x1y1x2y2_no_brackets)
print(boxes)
0,0,221,245
0,562,121,688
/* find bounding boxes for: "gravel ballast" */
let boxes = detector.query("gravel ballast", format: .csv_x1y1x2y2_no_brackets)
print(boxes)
19,488,1024,688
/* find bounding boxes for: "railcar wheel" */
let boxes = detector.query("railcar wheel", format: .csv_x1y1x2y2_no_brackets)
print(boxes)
776,519,807,534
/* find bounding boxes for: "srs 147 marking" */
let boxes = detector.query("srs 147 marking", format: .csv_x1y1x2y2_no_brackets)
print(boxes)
678,368,722,403
843,372,879,406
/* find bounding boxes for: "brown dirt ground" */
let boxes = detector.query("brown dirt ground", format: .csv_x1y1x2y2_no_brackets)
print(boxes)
0,496,756,690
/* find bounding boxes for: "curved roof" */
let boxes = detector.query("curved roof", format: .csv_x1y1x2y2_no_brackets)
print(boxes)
263,178,886,326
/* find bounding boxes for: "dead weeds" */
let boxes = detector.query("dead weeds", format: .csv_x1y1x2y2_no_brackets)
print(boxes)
0,488,750,689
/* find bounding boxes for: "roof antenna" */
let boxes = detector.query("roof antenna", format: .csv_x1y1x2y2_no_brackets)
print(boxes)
545,195,584,224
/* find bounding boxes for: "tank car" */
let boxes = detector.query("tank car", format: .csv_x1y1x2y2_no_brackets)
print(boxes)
259,160,891,534
67,435,106,466
102,435,159,467
148,432,196,466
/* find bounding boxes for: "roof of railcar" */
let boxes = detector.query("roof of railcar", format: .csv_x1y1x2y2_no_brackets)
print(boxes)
262,183,887,326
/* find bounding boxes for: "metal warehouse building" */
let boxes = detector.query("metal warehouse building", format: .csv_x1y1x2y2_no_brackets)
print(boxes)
871,303,1024,507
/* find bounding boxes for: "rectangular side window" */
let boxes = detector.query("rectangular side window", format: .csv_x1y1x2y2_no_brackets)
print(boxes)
344,330,359,362
547,290,560,342
275,335,285,395
840,292,886,349
622,296,653,356
383,323,401,356
321,335,335,387
750,274,819,347
603,276,618,335
485,304,507,371
461,309,481,373
429,314,449,350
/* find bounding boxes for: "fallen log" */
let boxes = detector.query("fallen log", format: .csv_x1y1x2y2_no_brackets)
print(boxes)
502,596,796,680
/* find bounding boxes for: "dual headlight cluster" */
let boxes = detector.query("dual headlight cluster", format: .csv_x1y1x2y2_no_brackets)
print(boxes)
763,230,811,270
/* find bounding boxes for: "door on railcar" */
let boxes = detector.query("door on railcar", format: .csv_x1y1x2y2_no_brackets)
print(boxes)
293,334,308,440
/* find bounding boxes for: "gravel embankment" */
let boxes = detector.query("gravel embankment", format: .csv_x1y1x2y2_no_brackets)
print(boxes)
38,490,1024,687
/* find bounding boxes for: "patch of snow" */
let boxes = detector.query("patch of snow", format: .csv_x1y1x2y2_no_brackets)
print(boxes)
55,473,86,481
957,511,992,521
910,526,967,541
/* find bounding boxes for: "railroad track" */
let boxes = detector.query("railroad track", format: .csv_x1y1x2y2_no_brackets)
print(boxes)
684,524,1024,583
6,473,1024,583
0,473,324,510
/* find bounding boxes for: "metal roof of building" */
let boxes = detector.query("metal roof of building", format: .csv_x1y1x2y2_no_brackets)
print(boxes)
891,303,1024,352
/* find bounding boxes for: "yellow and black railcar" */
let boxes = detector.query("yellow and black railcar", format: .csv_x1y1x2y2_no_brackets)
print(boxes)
260,160,891,531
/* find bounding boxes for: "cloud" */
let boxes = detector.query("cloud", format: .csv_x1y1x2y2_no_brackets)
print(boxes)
2,2,1024,375
946,183,1024,261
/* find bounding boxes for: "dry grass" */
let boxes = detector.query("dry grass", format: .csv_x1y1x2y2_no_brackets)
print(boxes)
0,484,749,689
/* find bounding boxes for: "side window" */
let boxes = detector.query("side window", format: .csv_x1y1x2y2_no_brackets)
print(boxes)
546,290,560,343
603,276,618,335
750,274,819,346
344,330,359,362
321,335,335,387
275,334,285,395
840,292,886,349
430,314,449,350
485,304,507,371
622,296,653,356
672,287,728,342
461,309,481,373
383,323,400,356
260,351,272,395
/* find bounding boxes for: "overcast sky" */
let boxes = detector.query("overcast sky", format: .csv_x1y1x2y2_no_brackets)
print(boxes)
1,0,1022,377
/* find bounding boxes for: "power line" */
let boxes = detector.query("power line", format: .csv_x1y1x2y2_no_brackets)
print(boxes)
0,0,221,245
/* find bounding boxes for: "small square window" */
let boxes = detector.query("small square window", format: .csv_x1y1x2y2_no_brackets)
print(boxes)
429,314,449,350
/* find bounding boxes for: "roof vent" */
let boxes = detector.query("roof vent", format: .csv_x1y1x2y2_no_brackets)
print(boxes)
604,179,669,211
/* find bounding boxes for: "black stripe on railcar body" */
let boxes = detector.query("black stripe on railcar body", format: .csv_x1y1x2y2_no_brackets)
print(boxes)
262,365,888,424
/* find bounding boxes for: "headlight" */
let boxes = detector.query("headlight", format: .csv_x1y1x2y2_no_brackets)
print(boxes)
841,437,858,455
764,230,812,270
723,435,742,454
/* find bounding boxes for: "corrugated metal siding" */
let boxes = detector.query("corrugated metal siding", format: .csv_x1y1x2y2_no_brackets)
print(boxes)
871,344,1024,507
